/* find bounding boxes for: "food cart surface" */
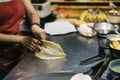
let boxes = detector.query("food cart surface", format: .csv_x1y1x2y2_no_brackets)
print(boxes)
4,33,109,80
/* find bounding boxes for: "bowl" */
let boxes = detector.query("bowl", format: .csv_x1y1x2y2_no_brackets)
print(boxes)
77,23,96,37
107,14,120,24
107,34,120,41
109,40,120,58
107,10,120,24
70,73,92,80
94,22,118,34
109,59,120,79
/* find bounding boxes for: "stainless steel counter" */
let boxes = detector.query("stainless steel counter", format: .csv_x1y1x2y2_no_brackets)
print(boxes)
3,33,101,80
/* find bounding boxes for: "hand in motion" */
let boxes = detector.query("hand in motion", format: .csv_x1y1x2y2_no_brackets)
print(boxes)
32,25,46,40
20,36,42,52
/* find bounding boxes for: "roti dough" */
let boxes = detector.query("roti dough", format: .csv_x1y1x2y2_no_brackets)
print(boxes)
35,40,66,59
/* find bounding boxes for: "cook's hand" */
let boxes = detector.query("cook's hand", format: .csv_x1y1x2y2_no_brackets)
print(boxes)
31,25,46,40
20,36,42,52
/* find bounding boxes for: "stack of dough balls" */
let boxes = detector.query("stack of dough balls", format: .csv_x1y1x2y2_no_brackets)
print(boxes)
35,40,66,59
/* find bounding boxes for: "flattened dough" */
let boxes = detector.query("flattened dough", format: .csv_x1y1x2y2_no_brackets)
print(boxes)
35,40,66,59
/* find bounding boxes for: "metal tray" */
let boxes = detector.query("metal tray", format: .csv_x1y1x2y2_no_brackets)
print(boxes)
22,72,76,80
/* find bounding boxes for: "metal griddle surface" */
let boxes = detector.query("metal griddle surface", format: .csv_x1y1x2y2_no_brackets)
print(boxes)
22,73,76,80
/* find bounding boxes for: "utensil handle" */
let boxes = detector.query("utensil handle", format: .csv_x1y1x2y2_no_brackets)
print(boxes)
112,75,119,80
94,55,112,79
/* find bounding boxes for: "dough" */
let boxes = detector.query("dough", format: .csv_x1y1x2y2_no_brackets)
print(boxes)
35,40,66,59
70,73,91,80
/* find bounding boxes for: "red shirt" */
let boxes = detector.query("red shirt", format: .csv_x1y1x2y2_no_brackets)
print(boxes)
0,0,26,72
0,0,25,34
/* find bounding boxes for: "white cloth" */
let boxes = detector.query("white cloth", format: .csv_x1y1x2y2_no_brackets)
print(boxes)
44,21,77,35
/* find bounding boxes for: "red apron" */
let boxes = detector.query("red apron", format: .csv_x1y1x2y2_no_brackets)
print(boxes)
0,0,27,72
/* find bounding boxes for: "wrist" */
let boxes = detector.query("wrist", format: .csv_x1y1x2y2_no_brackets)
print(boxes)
31,23,40,27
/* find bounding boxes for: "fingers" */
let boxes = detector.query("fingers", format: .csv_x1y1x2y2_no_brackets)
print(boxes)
28,39,42,52
28,45,41,52
34,31,46,40
21,36,42,52
32,26,46,40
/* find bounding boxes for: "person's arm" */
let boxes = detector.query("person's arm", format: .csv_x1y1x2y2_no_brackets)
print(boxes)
0,33,41,52
22,0,40,24
22,0,46,40
0,33,24,43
